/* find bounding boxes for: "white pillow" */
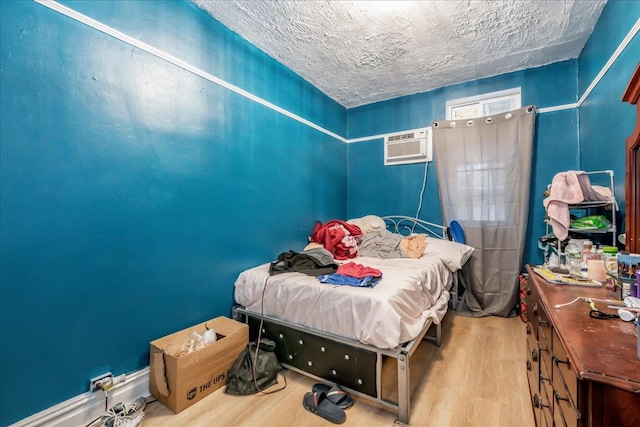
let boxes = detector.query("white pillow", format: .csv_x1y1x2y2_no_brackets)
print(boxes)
422,237,474,271
347,215,385,234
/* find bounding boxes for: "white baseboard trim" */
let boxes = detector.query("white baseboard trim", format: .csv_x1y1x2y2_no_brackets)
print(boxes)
11,367,150,427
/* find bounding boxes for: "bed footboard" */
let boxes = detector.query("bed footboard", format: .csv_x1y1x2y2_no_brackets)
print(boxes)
232,306,441,424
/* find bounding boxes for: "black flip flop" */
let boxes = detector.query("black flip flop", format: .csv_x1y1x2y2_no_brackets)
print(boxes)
302,391,346,424
311,383,355,409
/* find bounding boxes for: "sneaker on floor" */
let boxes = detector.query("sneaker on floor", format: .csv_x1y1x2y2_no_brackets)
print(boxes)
112,410,144,427
122,397,146,415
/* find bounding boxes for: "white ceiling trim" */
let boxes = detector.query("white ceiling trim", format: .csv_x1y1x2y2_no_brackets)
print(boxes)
33,1,638,144
33,0,349,143
576,17,640,107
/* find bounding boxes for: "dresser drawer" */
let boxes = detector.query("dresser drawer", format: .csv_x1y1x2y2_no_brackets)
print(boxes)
525,337,539,400
537,306,552,375
538,371,554,427
526,320,536,351
540,355,553,404
526,322,538,364
524,282,541,340
552,328,580,426
553,390,578,427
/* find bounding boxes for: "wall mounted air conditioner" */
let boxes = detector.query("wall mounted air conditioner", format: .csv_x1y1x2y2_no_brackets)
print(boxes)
384,127,432,165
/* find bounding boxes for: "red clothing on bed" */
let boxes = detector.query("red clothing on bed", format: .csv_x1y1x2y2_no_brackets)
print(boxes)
337,262,382,278
310,220,362,260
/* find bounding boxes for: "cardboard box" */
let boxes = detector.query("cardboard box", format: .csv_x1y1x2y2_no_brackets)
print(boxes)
149,316,248,413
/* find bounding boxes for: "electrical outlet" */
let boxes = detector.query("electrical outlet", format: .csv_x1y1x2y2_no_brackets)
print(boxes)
90,372,113,392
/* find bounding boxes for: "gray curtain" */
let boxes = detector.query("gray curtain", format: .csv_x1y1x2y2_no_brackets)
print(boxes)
432,106,536,317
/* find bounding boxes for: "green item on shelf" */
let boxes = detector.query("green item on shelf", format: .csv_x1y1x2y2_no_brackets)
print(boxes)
570,215,611,230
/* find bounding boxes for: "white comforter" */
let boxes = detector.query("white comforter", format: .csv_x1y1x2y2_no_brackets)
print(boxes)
234,256,451,349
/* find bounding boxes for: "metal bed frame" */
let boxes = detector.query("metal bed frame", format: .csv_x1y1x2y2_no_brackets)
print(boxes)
232,216,459,424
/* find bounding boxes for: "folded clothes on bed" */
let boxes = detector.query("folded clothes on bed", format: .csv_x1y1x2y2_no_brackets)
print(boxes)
318,262,383,287
318,273,381,287
336,262,382,278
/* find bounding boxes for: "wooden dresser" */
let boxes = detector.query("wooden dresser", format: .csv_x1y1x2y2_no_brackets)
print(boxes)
524,265,640,427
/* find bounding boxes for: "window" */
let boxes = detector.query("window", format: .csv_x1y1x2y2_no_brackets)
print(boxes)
446,88,521,120
455,161,507,222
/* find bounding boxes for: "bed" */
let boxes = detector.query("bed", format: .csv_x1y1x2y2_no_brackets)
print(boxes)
231,215,473,423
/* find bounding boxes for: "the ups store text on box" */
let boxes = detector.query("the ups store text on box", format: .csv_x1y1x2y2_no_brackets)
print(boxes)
149,316,248,413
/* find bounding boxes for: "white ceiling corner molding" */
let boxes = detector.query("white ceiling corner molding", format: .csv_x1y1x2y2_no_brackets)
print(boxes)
519,16,639,114
577,17,640,107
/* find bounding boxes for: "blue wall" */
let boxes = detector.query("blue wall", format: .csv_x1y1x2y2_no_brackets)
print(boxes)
1,0,638,425
0,1,345,424
578,0,640,221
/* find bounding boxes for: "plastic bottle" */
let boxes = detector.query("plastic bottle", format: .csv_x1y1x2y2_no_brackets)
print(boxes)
565,241,581,276
579,241,595,278
601,245,618,262
601,246,618,276
581,240,594,263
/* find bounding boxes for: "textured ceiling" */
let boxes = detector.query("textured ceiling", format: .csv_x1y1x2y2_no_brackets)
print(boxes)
193,0,607,108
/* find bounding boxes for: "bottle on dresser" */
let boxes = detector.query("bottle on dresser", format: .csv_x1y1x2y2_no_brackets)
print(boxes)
566,241,582,277
580,240,599,278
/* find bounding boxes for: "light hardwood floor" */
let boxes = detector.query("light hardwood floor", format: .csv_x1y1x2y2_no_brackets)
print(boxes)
143,312,535,427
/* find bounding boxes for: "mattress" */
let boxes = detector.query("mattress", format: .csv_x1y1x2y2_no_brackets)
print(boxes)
234,255,452,349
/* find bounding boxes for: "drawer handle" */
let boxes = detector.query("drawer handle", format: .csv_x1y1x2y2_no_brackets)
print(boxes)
538,317,548,326
526,324,532,335
554,390,582,420
554,390,569,403
532,302,538,315
552,354,583,420
533,394,540,408
538,399,550,410
553,354,569,366
530,349,538,362
526,360,532,371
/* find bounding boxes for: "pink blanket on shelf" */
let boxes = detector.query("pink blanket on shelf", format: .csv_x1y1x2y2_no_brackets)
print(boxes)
543,171,612,241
